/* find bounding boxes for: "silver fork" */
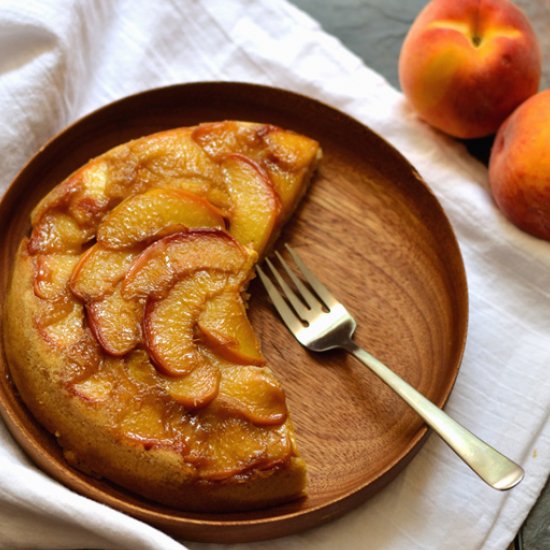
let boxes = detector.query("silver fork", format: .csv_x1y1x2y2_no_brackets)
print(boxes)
256,244,524,490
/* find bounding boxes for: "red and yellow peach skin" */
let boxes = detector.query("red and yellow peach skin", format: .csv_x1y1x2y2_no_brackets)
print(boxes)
488,90,550,240
399,0,541,138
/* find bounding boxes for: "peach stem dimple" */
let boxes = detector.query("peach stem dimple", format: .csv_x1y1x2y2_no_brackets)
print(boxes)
471,1,482,48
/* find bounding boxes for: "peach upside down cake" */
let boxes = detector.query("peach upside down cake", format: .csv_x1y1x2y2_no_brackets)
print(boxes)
4,121,321,512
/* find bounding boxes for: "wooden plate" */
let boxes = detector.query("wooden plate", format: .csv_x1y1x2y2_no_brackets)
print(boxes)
0,82,468,543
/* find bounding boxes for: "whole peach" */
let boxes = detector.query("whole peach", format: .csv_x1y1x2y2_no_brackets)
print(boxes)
399,0,541,139
489,90,550,240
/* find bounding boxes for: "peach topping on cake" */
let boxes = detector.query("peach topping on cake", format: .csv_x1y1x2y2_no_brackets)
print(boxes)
5,121,321,511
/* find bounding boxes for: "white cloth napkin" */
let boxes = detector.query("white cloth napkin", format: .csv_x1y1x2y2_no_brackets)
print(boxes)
1,1,549,548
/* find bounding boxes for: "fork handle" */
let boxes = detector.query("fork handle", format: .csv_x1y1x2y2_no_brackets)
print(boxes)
346,343,524,490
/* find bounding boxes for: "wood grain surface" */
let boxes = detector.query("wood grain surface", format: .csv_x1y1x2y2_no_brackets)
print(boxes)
0,82,468,542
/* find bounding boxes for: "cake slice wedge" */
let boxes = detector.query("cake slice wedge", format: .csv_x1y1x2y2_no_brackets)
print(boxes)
4,121,321,512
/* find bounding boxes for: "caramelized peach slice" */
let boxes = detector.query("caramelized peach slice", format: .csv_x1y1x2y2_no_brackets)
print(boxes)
28,210,94,254
143,272,227,376
99,143,142,201
67,160,111,227
70,244,139,301
30,175,81,226
103,138,230,211
118,395,191,453
34,296,75,327
198,290,264,365
120,402,171,446
221,154,281,254
62,332,102,384
264,129,321,172
263,129,320,214
123,229,253,300
131,128,223,182
135,173,231,212
71,368,114,402
97,188,225,249
87,284,143,356
147,175,211,197
192,121,271,160
193,121,320,216
120,403,161,441
164,360,220,409
34,254,80,300
186,415,292,481
30,161,112,244
104,129,226,204
35,298,85,349
125,349,220,409
71,356,134,408
124,349,160,388
214,366,287,426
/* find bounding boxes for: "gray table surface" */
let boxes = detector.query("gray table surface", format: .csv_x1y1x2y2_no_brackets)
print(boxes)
291,1,550,549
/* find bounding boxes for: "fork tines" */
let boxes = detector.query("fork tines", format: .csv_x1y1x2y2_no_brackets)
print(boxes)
256,245,334,325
